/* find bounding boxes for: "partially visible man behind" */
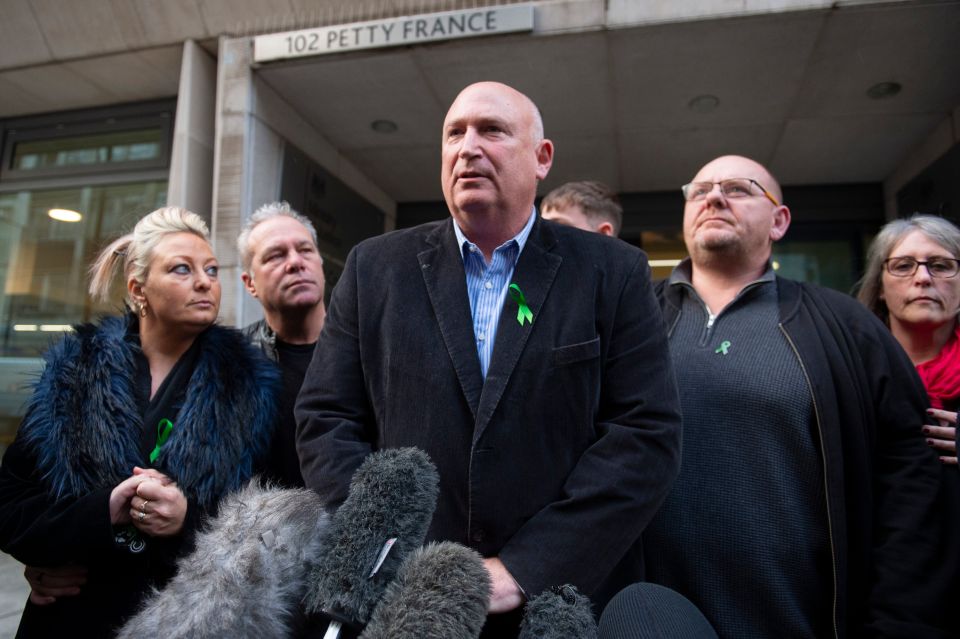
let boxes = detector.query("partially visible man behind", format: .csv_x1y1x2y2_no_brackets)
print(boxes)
540,180,622,237
296,81,681,636
644,155,948,637
238,201,326,488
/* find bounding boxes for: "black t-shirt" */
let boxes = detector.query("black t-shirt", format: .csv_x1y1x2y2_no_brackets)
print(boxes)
263,339,316,488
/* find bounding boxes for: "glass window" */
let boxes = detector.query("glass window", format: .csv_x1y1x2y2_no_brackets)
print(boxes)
0,182,167,356
0,181,166,452
11,129,164,172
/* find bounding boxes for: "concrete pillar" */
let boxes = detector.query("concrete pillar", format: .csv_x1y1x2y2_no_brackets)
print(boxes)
168,40,216,219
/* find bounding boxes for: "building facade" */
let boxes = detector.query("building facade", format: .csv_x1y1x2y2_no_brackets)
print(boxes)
0,0,958,446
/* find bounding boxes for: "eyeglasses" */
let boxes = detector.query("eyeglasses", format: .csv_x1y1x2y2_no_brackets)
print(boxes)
884,256,960,278
681,178,780,206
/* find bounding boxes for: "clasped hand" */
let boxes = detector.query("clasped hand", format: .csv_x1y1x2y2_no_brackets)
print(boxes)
108,466,188,536
27,468,187,606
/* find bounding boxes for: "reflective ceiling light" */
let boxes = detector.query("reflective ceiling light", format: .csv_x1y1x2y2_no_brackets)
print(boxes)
866,82,902,99
48,208,82,222
371,119,398,134
648,259,683,268
687,94,720,113
40,324,74,332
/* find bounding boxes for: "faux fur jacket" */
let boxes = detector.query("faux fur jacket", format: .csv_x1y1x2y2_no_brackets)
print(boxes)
0,315,280,638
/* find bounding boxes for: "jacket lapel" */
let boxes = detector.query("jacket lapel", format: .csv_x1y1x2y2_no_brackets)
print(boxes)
475,218,561,441
418,221,484,419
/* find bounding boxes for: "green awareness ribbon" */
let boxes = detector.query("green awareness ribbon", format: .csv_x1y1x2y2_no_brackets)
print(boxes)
148,418,174,464
508,283,533,326
715,340,731,355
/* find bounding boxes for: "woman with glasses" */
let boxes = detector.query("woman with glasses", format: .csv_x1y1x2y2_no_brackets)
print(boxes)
858,214,960,464
0,207,279,637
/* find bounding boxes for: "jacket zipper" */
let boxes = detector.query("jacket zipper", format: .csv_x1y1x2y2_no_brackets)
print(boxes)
779,324,840,639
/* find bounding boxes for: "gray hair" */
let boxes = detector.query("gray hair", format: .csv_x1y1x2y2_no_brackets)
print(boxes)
88,206,210,305
237,202,319,273
856,214,960,322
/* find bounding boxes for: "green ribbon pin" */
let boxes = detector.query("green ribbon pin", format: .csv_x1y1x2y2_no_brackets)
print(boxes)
715,340,731,355
508,283,533,326
148,418,174,464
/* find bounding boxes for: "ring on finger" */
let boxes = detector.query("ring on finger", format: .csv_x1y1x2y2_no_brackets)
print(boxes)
138,511,145,522
140,499,149,514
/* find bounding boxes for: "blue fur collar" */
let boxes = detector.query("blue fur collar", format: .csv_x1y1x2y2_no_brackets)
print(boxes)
19,316,279,509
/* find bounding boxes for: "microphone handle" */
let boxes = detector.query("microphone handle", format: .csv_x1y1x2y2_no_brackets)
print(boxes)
323,621,343,639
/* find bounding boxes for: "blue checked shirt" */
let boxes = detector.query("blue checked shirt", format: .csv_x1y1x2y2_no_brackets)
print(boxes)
453,209,536,378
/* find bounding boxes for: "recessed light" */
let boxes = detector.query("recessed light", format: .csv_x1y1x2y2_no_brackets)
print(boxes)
371,119,398,134
688,95,720,113
866,82,901,99
48,208,83,222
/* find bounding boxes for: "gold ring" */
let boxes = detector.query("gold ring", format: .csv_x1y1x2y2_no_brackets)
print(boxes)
140,500,149,514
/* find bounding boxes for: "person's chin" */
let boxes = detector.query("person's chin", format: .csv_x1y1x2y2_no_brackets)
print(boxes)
695,231,740,252
280,293,323,310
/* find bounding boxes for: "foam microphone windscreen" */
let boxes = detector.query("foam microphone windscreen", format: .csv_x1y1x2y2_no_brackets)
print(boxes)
518,584,598,639
118,481,328,639
304,447,440,631
598,582,718,639
360,541,490,639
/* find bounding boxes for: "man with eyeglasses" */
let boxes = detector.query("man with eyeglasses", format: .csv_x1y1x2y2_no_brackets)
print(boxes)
642,155,949,637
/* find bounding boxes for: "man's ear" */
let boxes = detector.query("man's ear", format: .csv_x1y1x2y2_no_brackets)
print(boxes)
596,222,615,237
769,205,791,242
535,138,554,181
241,272,258,298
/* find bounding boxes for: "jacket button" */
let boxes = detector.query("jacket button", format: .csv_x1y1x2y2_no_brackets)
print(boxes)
472,529,485,543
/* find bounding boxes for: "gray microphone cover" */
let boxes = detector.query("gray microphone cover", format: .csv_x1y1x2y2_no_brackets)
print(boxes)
519,584,598,639
361,541,490,639
118,481,328,639
304,447,440,627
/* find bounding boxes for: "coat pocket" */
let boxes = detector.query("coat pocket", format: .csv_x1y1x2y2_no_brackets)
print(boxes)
551,336,601,366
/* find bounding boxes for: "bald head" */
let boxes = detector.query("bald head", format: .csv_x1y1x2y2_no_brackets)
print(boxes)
682,154,791,275
692,155,783,206
440,81,554,255
446,82,545,143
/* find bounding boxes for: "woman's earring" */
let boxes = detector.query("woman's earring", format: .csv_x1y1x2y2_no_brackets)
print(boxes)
138,301,147,318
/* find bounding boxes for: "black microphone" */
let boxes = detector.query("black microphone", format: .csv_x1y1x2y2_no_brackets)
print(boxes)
519,584,598,639
598,582,718,639
304,447,439,637
359,541,490,639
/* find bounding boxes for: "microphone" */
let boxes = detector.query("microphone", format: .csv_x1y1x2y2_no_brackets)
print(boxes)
304,447,439,637
519,584,598,639
598,582,718,639
359,541,490,639
117,481,329,639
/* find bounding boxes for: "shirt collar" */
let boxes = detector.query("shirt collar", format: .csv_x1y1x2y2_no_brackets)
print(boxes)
452,206,537,262
668,257,777,288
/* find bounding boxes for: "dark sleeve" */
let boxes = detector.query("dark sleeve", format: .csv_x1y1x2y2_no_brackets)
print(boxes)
295,247,374,507
0,436,117,567
850,304,953,637
499,254,683,597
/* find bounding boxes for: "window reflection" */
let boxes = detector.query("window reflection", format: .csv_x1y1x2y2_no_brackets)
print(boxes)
11,129,163,171
0,181,167,358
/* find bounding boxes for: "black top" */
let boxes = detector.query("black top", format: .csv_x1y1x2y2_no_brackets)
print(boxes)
264,339,315,488
133,336,201,464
